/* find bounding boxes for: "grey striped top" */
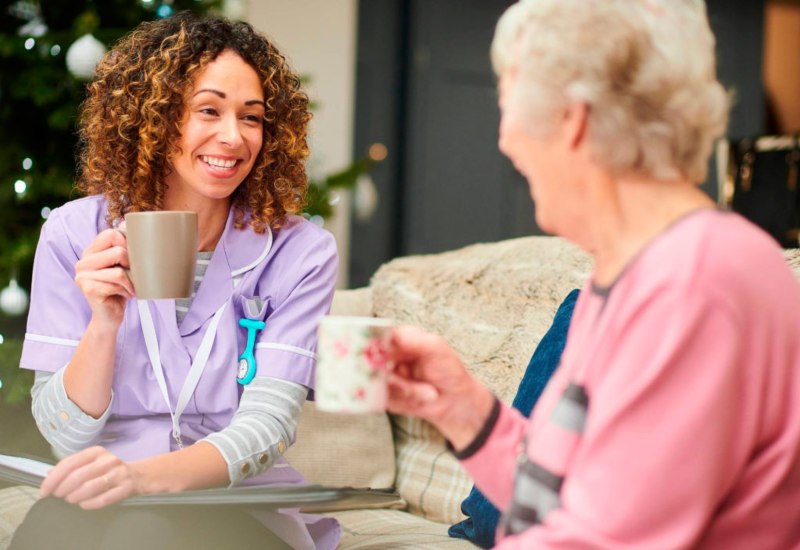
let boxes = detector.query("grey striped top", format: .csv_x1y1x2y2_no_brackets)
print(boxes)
175,251,212,324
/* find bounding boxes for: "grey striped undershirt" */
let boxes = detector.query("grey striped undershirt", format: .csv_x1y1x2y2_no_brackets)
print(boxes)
31,252,308,485
175,251,213,325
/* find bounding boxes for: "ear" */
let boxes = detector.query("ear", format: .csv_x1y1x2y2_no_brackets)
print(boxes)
562,102,589,150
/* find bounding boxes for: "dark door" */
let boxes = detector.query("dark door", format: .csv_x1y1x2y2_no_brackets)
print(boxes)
401,0,534,255
350,0,534,286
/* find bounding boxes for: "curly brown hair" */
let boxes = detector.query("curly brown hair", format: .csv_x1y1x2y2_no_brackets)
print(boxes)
77,11,311,232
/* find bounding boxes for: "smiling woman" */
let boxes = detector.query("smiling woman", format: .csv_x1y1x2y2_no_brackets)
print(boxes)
8,11,340,550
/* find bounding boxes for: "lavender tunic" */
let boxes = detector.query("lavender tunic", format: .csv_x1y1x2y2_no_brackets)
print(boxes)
20,195,340,550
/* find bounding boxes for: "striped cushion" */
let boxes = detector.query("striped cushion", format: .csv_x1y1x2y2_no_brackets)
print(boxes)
0,486,37,550
391,415,473,525
330,508,478,549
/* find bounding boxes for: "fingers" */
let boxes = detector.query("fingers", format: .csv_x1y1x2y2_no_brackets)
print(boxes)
40,446,103,497
75,267,135,300
77,243,130,272
79,482,133,510
390,325,449,362
75,228,134,301
41,447,135,509
387,373,439,410
66,466,135,510
386,325,473,420
53,452,119,501
83,228,127,256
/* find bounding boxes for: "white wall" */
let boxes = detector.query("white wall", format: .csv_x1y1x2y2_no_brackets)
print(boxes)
243,0,358,287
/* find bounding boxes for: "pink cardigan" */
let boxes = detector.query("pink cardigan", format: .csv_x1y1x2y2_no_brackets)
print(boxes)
462,211,800,549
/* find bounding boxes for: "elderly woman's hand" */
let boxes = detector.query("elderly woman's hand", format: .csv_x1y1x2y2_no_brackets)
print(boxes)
73,227,134,328
388,326,497,451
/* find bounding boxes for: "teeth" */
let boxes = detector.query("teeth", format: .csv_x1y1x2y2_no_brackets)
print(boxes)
201,155,237,168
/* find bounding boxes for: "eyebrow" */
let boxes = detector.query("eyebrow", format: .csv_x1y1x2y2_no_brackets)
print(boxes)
193,88,265,107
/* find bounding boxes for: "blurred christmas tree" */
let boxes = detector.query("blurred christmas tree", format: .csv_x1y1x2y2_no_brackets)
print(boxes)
0,0,377,404
0,0,222,323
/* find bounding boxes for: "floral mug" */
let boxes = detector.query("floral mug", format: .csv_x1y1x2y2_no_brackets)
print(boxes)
315,316,395,413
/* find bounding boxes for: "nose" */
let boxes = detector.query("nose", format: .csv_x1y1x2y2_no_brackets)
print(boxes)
217,114,244,148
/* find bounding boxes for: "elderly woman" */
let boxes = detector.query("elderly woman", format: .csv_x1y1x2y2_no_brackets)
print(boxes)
388,1,800,548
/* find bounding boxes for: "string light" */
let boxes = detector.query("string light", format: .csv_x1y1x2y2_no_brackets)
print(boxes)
368,143,388,162
50,44,61,56
14,180,26,194
22,157,32,170
24,38,35,50
41,206,51,219
156,4,174,18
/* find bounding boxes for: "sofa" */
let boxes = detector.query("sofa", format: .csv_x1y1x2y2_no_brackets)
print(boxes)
2,235,799,549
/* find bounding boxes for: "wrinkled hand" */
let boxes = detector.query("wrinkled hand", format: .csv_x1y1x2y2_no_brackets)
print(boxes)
40,446,141,510
74,227,134,327
387,326,480,422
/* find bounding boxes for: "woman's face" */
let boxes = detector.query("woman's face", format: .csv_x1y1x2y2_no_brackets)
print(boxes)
497,72,576,235
164,50,265,210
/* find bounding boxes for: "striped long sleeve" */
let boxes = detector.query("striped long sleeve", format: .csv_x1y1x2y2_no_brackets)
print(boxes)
202,377,307,485
31,369,113,458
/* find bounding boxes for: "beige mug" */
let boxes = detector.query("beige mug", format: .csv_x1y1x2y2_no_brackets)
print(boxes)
315,316,395,414
123,211,198,300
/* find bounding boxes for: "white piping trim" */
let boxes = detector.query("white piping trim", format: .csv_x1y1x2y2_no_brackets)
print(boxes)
25,333,80,347
255,342,317,360
231,226,273,278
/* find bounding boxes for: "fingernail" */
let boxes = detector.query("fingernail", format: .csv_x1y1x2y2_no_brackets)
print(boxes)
419,386,438,402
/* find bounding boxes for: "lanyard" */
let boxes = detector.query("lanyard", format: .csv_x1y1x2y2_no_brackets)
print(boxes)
138,299,227,448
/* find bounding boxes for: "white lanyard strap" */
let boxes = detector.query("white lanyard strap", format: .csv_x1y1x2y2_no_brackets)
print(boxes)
138,300,227,448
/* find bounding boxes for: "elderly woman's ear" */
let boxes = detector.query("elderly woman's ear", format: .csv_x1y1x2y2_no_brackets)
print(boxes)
562,102,589,150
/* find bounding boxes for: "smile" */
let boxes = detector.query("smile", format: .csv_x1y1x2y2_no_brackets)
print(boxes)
200,155,238,169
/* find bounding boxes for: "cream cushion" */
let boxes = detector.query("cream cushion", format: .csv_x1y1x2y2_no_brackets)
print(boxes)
329,508,477,549
285,404,397,490
0,486,37,550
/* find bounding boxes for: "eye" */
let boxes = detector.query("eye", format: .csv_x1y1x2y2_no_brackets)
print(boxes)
241,113,264,125
198,107,219,117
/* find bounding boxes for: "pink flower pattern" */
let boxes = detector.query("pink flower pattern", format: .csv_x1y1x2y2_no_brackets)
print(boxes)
363,338,390,374
333,339,350,358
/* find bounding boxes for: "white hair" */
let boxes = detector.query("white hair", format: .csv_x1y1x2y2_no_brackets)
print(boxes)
492,0,730,183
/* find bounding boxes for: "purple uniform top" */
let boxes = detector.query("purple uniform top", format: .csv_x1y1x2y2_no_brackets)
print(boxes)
20,195,341,549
